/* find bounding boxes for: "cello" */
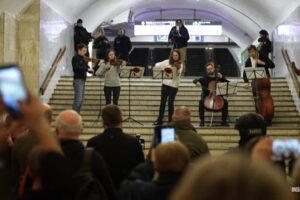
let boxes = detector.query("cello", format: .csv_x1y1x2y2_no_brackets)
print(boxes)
204,68,225,112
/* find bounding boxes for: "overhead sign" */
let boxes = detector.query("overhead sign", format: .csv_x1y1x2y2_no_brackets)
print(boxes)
134,21,222,36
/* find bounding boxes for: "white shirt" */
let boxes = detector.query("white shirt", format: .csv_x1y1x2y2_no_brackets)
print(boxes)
250,57,256,68
153,59,183,88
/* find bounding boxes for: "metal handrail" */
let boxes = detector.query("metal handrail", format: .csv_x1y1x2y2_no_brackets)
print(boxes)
281,48,300,98
39,47,66,95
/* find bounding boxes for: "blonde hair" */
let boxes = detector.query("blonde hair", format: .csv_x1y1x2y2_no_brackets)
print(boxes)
154,141,190,173
171,155,292,200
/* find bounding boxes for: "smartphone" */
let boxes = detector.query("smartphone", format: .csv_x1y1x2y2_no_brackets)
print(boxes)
153,125,176,147
0,65,28,118
272,139,300,160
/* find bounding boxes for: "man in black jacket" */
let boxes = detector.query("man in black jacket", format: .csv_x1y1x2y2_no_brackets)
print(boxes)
168,19,190,73
55,110,116,200
87,105,145,189
72,44,92,113
244,45,275,82
258,29,272,57
193,62,229,127
74,19,92,52
113,28,132,62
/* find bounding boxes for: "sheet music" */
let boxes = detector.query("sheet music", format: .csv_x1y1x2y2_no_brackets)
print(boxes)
244,68,266,80
152,67,175,79
120,66,144,78
216,82,238,96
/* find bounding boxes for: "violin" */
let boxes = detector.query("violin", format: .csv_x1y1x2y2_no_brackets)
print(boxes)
83,56,103,64
109,59,126,66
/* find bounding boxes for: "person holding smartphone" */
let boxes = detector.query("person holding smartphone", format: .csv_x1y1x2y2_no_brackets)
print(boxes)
168,19,190,74
72,44,92,113
96,49,126,105
153,49,183,125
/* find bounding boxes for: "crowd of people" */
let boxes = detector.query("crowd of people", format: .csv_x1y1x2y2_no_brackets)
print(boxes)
0,89,300,200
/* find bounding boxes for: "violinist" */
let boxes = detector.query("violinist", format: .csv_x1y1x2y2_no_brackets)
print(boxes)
153,49,183,125
95,49,126,105
72,43,93,113
193,62,229,127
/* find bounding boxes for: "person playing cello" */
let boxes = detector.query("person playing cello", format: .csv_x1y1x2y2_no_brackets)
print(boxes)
193,62,229,127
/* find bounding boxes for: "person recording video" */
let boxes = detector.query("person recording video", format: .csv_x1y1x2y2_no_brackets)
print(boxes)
168,19,190,74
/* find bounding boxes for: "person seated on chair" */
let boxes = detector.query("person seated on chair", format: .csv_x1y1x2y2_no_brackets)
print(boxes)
193,62,229,127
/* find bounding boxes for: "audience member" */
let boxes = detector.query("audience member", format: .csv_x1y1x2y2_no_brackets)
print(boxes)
74,19,92,53
118,141,190,200
87,105,145,189
172,106,210,159
113,28,132,62
55,109,116,200
170,155,293,200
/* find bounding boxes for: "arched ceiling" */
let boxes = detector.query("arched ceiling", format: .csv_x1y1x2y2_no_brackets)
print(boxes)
1,0,300,48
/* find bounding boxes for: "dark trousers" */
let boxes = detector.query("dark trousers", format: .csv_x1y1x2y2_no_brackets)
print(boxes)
199,98,228,123
157,84,178,122
104,86,121,105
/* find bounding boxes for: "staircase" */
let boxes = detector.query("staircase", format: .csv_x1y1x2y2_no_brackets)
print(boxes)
49,76,300,156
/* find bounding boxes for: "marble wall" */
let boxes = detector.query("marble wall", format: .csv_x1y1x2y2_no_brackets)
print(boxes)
39,0,74,102
17,0,40,95
0,12,17,64
272,5,300,114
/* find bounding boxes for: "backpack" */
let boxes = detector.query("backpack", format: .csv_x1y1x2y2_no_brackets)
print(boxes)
73,148,108,200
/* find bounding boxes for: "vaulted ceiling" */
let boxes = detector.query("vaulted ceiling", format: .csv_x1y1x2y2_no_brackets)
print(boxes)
1,0,300,48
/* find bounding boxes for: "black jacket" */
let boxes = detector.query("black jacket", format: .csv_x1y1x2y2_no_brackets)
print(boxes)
117,172,182,200
168,25,190,48
74,25,92,45
243,53,275,82
93,36,111,59
258,37,272,56
60,139,116,200
72,55,89,80
113,35,132,61
87,128,145,189
193,75,228,98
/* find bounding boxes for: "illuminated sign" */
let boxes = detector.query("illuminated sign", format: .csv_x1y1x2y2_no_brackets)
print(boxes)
134,21,222,36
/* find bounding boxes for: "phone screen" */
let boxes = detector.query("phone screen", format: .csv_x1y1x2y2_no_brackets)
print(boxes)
272,139,300,160
161,127,175,143
0,66,27,117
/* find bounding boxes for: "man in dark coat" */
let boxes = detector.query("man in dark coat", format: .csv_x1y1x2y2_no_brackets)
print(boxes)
74,19,92,53
113,28,132,62
168,19,190,73
258,29,272,57
87,105,145,189
55,110,116,200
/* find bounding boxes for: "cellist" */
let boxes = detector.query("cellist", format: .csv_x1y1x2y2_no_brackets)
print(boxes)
193,62,229,127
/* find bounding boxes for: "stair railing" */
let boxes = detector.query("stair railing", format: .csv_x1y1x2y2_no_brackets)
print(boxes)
39,47,66,95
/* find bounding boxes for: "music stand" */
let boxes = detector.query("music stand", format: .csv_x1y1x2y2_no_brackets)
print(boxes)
153,67,175,81
93,63,106,126
244,68,267,80
120,66,144,126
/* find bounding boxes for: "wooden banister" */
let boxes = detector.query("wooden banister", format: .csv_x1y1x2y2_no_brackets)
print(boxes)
40,47,66,95
281,48,300,98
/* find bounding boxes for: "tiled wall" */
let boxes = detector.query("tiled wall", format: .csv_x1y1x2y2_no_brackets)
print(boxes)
39,0,74,102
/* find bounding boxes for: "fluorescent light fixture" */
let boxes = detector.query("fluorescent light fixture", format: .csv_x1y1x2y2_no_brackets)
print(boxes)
278,24,300,36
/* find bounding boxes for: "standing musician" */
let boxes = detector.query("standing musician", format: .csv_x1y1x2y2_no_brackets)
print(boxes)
153,49,183,125
193,62,229,127
96,49,126,106
243,45,275,93
244,45,275,126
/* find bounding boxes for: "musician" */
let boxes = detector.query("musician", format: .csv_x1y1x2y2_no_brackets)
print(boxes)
168,19,190,74
258,30,272,57
113,28,132,62
96,49,126,105
243,45,275,100
244,45,275,83
153,49,183,125
193,62,229,127
72,44,93,113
